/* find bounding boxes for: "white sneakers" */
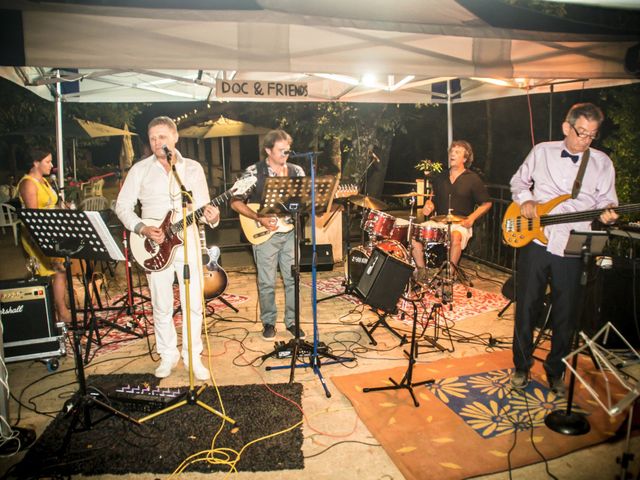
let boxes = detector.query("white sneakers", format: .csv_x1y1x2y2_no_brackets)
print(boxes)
154,357,179,378
154,355,209,381
186,358,210,381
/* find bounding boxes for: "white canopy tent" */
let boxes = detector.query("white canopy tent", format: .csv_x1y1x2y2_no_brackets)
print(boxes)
0,0,637,184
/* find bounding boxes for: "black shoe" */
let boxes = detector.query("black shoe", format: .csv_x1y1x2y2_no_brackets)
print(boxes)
262,324,276,340
548,376,566,397
510,370,529,389
286,325,305,339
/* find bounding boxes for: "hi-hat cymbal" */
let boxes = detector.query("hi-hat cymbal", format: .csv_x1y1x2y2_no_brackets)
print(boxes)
349,195,388,210
431,213,467,223
391,191,433,198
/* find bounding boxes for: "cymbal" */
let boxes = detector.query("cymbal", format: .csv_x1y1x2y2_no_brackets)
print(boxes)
391,191,433,198
431,213,467,223
349,195,388,210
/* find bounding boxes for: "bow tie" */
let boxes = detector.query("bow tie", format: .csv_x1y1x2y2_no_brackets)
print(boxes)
561,149,580,163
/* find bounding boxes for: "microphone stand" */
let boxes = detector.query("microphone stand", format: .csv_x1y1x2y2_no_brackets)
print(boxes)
138,152,234,425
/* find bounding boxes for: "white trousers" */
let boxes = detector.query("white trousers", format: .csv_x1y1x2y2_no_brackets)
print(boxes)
147,226,204,363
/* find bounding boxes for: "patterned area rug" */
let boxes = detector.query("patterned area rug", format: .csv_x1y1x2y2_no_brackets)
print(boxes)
332,350,627,480
72,286,248,359
304,276,507,323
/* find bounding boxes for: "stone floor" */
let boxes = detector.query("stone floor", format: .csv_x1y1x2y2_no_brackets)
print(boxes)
0,229,638,480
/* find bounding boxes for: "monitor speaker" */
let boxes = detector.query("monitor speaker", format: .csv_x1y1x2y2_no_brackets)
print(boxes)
355,247,413,314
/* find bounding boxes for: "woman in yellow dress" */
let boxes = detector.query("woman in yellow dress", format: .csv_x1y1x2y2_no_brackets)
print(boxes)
17,148,71,323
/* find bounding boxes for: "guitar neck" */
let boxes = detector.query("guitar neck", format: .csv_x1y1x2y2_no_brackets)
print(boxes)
541,203,640,226
170,190,233,234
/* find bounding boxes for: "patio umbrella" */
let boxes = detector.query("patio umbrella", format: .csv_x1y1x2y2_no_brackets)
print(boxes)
119,123,135,173
5,117,137,180
179,116,270,190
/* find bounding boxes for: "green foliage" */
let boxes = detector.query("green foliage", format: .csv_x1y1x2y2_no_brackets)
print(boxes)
600,84,640,204
414,159,443,175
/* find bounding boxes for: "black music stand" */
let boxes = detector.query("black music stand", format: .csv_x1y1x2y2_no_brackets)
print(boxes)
17,208,138,452
545,230,608,436
259,173,354,392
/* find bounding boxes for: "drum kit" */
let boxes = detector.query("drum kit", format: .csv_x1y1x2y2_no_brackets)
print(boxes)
345,192,459,293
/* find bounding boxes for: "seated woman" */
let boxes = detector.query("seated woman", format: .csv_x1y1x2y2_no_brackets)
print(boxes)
17,148,71,323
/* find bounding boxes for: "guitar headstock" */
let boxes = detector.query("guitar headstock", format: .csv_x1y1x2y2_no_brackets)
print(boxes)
230,175,257,196
335,184,358,198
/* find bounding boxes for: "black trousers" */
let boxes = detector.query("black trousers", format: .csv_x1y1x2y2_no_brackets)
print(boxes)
512,242,582,379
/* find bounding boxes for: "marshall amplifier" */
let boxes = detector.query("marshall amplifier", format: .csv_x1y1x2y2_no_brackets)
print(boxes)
0,277,66,363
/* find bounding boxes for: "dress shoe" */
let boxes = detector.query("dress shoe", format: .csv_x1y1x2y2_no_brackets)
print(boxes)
185,358,210,381
154,357,179,378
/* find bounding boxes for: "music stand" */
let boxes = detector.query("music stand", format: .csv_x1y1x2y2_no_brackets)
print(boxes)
545,230,608,436
259,172,354,393
17,208,138,452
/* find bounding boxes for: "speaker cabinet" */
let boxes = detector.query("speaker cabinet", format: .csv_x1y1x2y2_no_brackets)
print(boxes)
300,244,334,272
582,258,640,348
0,276,65,362
355,247,413,314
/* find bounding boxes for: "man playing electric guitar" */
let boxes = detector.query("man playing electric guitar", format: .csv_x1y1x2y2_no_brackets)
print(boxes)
115,116,220,380
231,129,305,341
509,103,618,396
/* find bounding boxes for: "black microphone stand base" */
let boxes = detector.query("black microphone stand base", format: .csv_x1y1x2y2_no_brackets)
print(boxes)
544,409,590,436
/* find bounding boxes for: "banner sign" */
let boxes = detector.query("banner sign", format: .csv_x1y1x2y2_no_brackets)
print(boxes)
216,79,308,99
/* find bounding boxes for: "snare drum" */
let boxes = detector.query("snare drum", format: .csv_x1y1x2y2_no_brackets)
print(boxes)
413,222,445,244
346,240,410,285
361,209,395,238
389,218,410,245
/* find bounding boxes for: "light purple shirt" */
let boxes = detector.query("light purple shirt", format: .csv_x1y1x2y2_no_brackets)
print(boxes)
510,140,617,257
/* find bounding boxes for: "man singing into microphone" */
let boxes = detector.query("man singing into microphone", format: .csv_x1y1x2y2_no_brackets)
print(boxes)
115,116,220,380
411,140,491,283
231,129,305,340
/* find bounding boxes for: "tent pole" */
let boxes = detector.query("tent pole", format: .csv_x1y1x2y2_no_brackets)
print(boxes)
221,137,227,192
72,138,78,181
54,70,65,201
447,80,453,147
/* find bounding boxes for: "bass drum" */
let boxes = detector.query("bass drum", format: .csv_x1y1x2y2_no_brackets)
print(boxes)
346,240,411,285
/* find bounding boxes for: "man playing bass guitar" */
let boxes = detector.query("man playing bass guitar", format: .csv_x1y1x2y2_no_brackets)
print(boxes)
115,116,220,380
509,103,618,396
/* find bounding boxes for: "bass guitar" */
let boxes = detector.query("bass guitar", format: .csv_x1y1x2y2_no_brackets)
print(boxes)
199,227,227,300
130,175,257,271
502,194,640,248
239,184,358,245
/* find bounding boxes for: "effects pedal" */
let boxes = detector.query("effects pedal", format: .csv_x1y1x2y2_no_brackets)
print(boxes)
107,384,184,412
275,341,329,358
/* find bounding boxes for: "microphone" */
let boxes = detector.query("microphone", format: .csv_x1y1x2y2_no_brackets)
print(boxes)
162,145,172,158
49,174,61,193
369,147,380,163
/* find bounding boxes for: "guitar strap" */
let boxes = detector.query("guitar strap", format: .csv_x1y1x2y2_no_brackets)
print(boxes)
571,148,590,199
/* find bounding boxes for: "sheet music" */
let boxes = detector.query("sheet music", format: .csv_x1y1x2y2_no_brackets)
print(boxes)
86,211,125,261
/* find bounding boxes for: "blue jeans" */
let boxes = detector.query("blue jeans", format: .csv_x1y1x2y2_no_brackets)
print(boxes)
253,231,296,328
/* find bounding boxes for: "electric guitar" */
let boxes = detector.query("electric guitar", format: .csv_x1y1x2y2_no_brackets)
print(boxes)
239,184,358,245
502,194,640,248
199,228,227,300
130,175,257,271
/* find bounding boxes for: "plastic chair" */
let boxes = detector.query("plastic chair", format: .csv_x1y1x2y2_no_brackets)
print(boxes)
79,196,110,211
0,203,20,245
88,178,105,197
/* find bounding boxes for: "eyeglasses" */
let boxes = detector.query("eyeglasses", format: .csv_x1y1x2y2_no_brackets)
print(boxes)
571,124,599,141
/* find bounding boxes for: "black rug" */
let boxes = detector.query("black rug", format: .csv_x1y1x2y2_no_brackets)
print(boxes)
13,374,304,477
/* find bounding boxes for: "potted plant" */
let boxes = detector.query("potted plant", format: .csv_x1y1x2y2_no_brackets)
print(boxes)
414,159,443,195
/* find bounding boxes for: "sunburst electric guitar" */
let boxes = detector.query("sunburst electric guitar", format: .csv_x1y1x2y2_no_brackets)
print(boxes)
502,194,640,248
239,184,358,245
130,175,257,271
